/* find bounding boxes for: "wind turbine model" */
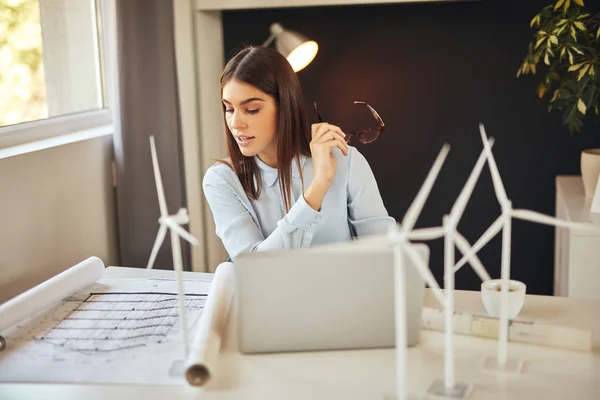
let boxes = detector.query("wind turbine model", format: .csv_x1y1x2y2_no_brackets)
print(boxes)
386,144,450,400
146,135,199,357
378,143,492,399
419,138,499,399
452,124,600,373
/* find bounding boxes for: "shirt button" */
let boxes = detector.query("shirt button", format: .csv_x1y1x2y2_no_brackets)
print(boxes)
309,223,316,228
315,216,322,221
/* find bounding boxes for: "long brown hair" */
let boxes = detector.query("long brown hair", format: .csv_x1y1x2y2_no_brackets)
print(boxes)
219,46,312,212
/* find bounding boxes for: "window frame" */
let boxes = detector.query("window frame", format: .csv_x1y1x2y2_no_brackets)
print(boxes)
0,0,120,160
195,0,462,10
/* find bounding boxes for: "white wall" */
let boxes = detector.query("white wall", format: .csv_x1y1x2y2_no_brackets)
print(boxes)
0,136,118,303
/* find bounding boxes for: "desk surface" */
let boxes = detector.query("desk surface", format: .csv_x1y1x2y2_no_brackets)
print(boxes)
1,267,599,400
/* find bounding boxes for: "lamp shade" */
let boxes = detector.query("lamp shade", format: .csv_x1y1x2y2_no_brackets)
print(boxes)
268,23,318,72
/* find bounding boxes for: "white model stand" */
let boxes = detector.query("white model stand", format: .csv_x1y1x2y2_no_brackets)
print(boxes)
146,135,199,358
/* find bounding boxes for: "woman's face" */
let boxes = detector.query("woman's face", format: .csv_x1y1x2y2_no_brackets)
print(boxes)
222,79,279,167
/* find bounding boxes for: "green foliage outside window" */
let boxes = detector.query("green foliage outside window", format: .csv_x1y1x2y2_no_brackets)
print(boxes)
0,0,47,127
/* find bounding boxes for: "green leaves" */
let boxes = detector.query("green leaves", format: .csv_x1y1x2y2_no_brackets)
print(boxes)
538,82,548,98
530,14,541,28
544,52,551,65
555,23,568,35
578,98,587,114
568,63,585,71
571,46,584,55
567,62,594,80
555,0,571,12
555,0,584,13
519,0,599,134
535,36,546,49
578,64,590,80
568,49,574,64
551,89,561,102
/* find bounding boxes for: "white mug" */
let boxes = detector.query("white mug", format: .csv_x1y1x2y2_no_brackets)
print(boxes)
481,279,526,319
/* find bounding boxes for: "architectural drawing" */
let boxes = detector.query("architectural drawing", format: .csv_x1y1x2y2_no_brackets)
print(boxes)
0,277,211,385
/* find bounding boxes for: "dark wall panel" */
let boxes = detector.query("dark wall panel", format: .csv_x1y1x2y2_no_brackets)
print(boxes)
222,0,600,295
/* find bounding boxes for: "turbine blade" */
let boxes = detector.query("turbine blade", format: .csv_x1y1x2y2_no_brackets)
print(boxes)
149,136,169,217
449,138,495,224
166,220,200,245
403,144,450,231
407,226,445,241
479,124,509,207
146,224,168,269
454,232,492,281
405,245,446,308
453,215,503,273
512,209,600,233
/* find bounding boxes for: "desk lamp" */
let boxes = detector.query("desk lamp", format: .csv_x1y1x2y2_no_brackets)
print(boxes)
262,23,318,72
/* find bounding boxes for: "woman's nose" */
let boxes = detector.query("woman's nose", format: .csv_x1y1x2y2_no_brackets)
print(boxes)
230,111,246,130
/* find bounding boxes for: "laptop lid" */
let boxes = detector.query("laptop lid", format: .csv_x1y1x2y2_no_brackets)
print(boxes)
234,240,429,354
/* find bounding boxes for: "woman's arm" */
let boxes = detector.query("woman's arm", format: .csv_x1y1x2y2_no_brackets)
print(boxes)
347,148,396,236
204,119,349,259
203,166,324,261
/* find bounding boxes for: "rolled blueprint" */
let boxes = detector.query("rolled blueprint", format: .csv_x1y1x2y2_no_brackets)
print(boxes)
421,307,593,352
0,256,105,344
184,262,234,386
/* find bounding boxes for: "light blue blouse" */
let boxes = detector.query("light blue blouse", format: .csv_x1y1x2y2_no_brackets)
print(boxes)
202,146,396,261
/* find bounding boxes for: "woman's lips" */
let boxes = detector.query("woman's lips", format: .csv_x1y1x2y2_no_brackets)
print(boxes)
236,136,255,147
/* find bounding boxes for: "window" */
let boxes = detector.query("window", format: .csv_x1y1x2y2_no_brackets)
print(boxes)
0,0,117,157
1,0,106,127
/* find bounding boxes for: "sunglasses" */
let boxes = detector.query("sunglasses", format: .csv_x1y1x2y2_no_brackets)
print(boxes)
313,101,385,144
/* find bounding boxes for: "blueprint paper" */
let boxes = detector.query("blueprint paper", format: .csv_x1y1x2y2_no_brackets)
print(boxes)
0,257,104,333
0,278,210,385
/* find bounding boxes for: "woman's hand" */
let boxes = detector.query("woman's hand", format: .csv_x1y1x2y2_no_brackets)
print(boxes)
309,122,349,186
303,122,348,211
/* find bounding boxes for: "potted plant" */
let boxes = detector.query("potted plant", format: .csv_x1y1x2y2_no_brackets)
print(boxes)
517,0,600,197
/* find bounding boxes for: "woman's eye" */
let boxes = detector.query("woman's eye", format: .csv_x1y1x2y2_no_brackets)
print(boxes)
246,109,259,115
225,108,234,113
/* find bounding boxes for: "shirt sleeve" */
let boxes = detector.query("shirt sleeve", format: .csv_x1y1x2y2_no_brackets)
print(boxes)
346,148,396,236
202,166,323,261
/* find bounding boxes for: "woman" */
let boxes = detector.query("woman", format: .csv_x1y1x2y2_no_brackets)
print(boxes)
202,46,394,261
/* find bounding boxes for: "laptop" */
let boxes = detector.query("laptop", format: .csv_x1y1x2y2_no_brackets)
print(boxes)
233,238,429,354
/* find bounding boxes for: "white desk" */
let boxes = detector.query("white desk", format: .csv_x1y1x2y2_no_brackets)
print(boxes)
1,267,600,399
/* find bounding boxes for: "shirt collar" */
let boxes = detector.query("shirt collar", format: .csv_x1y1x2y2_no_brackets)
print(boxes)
254,155,308,187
